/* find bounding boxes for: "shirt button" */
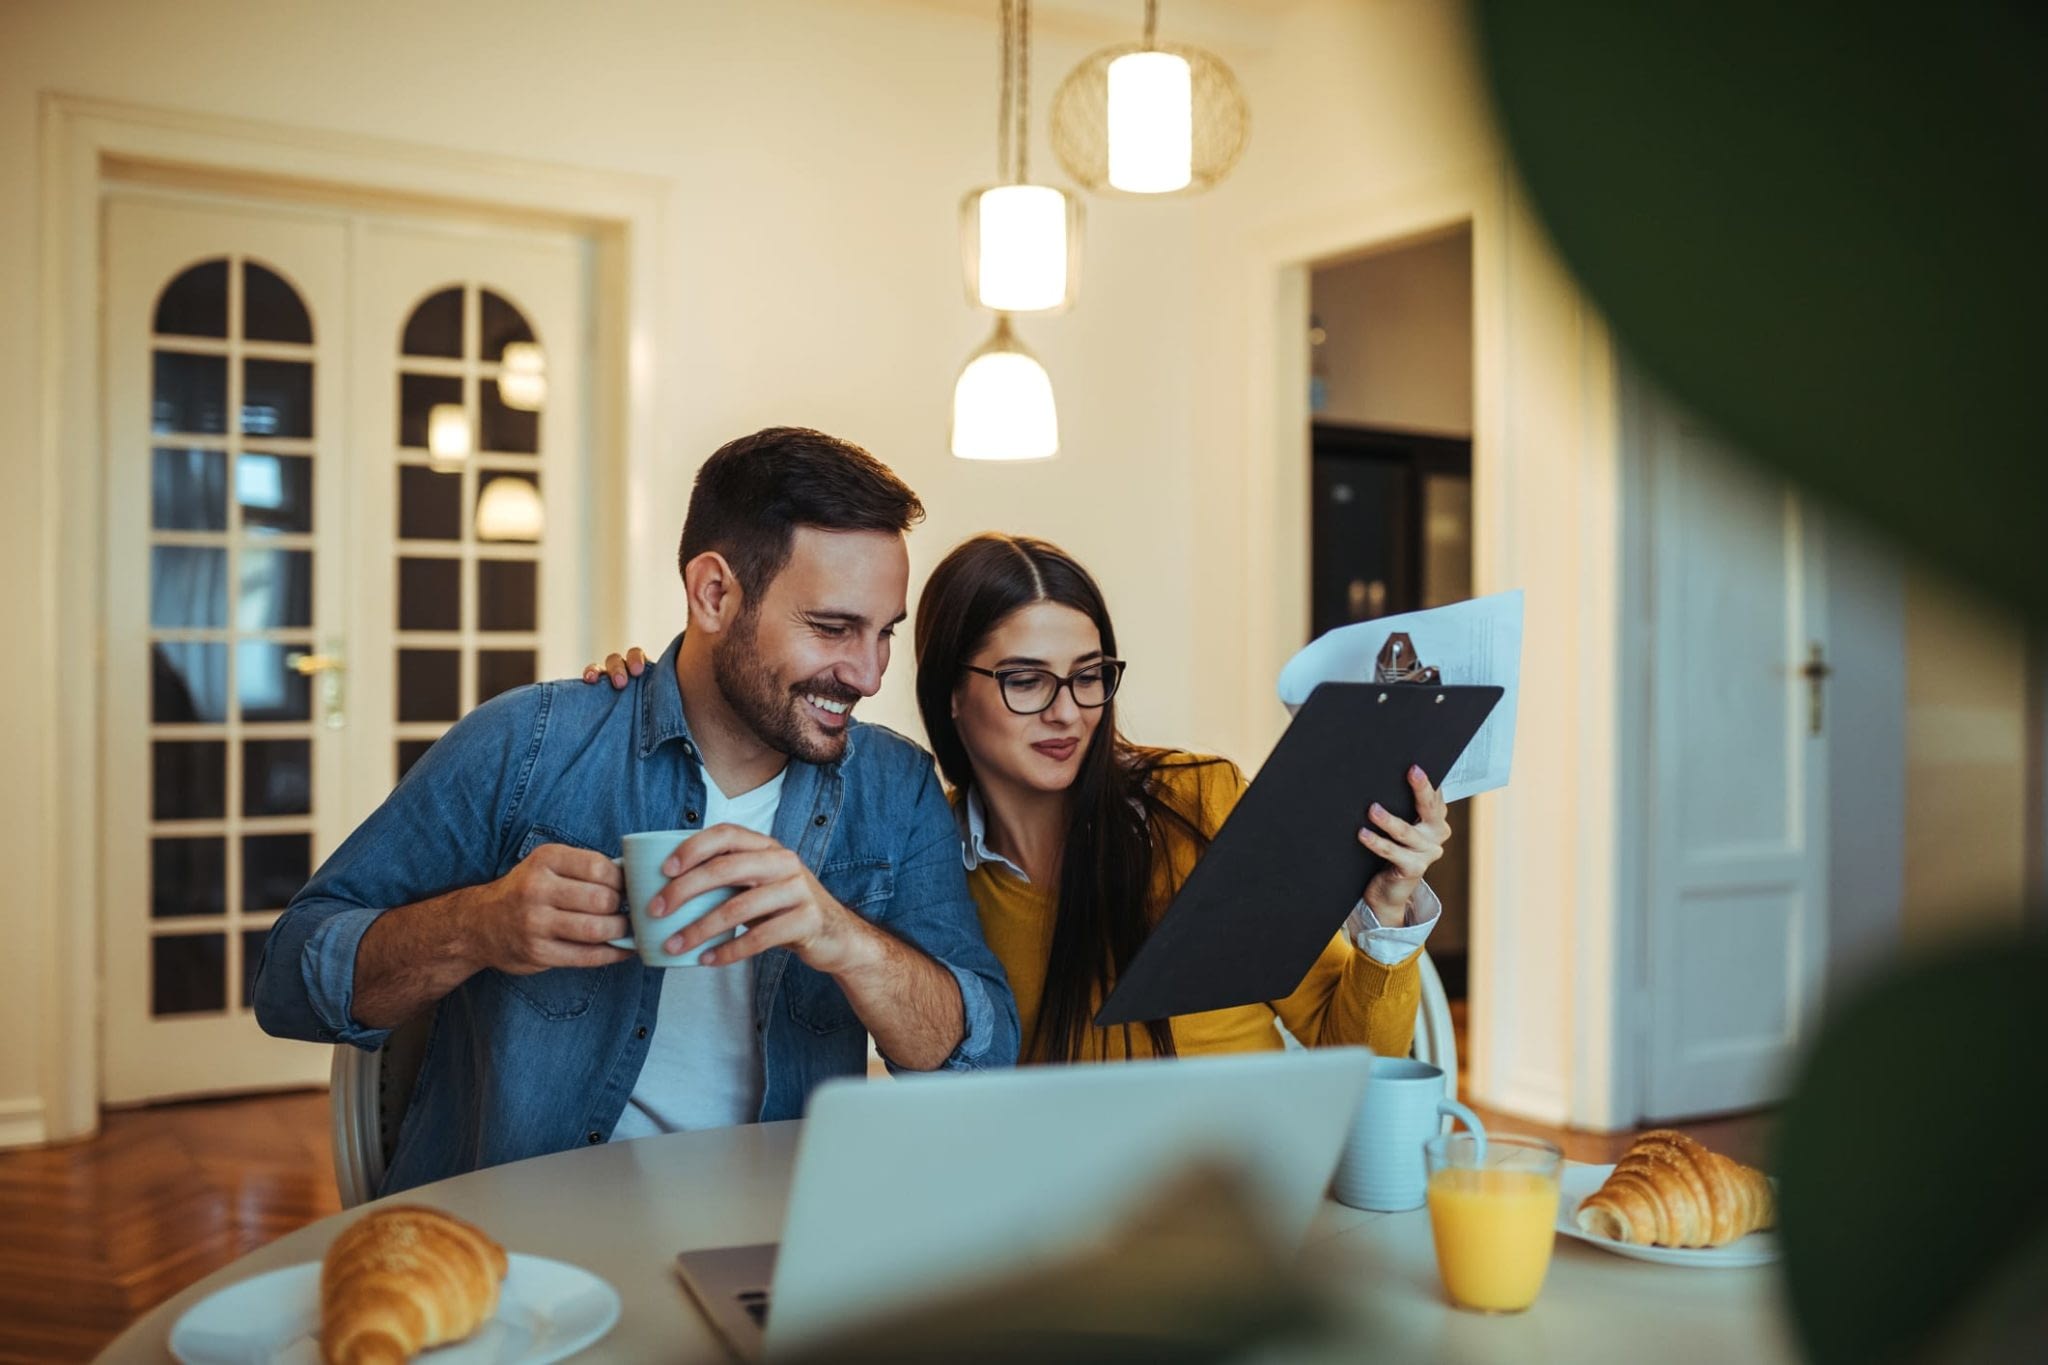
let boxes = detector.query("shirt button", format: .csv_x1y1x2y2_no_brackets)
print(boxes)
635,1026,649,1040
813,814,828,827
586,1130,602,1145
685,809,700,824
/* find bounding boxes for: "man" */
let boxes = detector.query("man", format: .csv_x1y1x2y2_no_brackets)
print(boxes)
255,427,1020,1194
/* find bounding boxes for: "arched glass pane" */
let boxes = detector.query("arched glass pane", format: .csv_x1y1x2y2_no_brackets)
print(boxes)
243,261,313,344
154,259,229,339
479,289,537,356
402,287,464,357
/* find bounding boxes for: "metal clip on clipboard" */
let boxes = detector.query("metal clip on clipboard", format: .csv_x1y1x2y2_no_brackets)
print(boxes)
1374,632,1441,686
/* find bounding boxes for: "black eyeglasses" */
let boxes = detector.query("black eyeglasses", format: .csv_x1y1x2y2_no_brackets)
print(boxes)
963,658,1127,716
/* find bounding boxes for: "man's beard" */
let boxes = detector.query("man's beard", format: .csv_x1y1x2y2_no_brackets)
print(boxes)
712,611,861,765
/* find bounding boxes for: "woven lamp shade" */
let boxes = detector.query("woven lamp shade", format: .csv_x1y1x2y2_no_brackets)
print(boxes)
1050,41,1248,194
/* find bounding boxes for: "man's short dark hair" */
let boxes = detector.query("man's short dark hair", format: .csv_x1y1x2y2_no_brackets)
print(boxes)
677,427,926,603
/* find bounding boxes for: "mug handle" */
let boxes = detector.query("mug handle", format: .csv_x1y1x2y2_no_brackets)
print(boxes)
1436,1097,1488,1164
608,854,635,950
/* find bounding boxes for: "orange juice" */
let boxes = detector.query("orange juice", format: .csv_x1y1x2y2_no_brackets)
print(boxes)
1425,1167,1560,1312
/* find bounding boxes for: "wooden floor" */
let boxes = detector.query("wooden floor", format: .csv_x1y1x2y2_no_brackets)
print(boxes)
0,1076,1770,1363
0,1091,339,1364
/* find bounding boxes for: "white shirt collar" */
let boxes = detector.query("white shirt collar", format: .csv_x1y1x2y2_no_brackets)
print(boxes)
959,786,1031,882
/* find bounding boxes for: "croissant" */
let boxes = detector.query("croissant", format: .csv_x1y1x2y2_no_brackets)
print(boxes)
320,1205,509,1365
1574,1129,1775,1248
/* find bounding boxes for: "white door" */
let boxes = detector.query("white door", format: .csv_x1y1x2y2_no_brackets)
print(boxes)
1641,392,1830,1120
102,191,590,1104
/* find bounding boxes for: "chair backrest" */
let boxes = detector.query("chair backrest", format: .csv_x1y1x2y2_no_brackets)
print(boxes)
329,1009,436,1209
1410,949,1458,1092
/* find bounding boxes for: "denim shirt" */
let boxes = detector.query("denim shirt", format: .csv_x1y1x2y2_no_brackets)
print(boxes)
253,634,1020,1195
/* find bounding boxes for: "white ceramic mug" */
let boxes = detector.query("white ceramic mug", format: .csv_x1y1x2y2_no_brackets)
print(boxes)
1331,1055,1487,1212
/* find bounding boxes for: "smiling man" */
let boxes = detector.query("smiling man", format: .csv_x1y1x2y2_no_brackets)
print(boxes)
253,427,1020,1194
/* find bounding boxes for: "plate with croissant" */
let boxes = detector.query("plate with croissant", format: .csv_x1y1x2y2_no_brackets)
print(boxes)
170,1205,621,1364
1555,1130,1781,1269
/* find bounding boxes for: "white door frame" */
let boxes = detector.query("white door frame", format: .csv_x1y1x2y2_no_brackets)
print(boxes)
1228,163,1639,1129
39,95,666,1142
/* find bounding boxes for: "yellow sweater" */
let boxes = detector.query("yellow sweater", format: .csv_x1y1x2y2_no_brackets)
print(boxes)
965,754,1422,1063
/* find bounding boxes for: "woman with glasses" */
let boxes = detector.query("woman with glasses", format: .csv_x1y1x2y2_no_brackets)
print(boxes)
584,532,1448,1063
908,533,1446,1062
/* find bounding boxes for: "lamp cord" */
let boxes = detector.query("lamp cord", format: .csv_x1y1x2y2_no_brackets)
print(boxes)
997,0,1013,183
1144,0,1158,48
1016,0,1032,184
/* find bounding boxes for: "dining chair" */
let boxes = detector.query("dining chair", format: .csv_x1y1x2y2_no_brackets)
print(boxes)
329,1010,435,1209
1411,949,1459,1090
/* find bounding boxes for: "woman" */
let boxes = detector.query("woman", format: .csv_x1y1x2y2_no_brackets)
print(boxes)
585,532,1450,1063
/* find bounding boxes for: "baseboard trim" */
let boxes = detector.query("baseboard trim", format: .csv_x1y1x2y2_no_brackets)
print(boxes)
0,1097,49,1149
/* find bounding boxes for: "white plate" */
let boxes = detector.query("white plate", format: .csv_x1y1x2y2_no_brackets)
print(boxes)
169,1252,622,1364
1556,1161,1781,1269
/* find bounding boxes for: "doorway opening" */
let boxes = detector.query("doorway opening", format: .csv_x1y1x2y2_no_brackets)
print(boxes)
1305,223,1475,998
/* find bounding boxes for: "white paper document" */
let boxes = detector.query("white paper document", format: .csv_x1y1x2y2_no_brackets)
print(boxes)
1276,590,1524,803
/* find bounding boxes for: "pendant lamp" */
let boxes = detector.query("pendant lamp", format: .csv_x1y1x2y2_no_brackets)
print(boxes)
1050,0,1249,196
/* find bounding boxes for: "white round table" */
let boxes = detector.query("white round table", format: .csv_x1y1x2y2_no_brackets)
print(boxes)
98,1120,1801,1363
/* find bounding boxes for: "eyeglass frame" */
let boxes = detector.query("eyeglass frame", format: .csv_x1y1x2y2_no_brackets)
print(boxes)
961,658,1128,716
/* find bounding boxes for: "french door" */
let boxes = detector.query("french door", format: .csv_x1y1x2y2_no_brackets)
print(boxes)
103,190,590,1103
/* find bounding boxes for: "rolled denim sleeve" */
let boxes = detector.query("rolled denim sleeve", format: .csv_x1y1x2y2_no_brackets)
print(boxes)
251,686,548,1049
877,755,1020,1072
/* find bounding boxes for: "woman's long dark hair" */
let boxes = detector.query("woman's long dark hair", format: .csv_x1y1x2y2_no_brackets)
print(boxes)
916,534,1219,1062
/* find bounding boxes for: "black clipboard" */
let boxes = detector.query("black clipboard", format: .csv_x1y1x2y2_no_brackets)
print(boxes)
1094,682,1503,1027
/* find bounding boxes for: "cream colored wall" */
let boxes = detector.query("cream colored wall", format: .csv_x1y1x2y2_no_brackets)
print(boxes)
1902,569,2033,942
2,0,1215,1142
1311,227,1475,435
1185,0,1632,1126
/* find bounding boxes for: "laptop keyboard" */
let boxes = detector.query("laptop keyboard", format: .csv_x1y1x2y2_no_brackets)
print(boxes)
739,1290,769,1326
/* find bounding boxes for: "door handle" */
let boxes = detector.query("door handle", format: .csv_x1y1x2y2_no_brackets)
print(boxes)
1799,642,1832,736
287,650,347,730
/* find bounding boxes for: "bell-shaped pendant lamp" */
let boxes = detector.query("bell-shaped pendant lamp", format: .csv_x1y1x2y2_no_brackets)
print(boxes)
476,475,545,542
961,0,1081,314
952,315,1058,462
1051,0,1248,196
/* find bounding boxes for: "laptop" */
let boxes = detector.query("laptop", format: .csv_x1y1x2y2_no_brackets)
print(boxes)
675,1047,1375,1361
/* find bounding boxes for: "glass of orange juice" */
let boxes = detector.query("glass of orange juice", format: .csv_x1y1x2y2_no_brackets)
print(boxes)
1423,1132,1563,1313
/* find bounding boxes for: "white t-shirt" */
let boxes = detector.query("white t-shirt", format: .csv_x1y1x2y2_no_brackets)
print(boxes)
608,766,785,1140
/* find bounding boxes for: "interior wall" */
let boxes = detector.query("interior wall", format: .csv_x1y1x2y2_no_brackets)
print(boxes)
1307,231,1477,962
3,0,1212,1142
1901,567,2034,943
1310,227,1474,435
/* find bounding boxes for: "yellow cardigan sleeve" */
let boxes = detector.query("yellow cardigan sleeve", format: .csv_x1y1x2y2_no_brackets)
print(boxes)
1157,754,1424,1059
1272,931,1423,1057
